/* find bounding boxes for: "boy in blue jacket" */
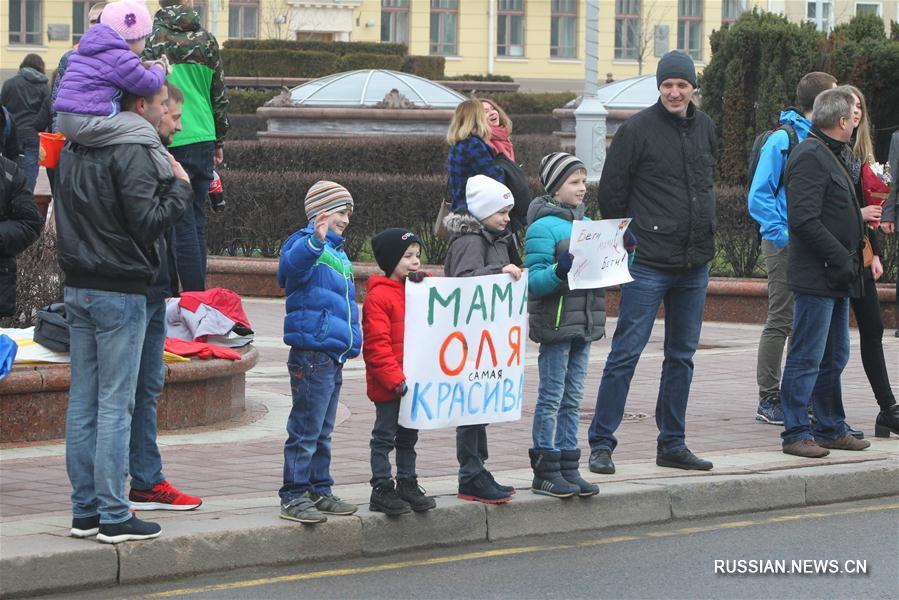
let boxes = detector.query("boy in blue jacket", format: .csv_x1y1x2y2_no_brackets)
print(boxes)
525,153,605,498
277,180,362,524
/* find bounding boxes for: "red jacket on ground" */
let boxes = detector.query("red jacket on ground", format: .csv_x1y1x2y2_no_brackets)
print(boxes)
362,275,407,402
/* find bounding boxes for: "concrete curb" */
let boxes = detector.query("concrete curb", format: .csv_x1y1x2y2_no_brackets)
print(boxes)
2,459,898,598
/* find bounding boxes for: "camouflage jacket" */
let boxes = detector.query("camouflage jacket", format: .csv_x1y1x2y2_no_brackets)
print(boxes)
143,4,229,148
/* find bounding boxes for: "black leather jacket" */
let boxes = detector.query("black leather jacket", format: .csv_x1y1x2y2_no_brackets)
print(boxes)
55,142,192,294
598,100,718,271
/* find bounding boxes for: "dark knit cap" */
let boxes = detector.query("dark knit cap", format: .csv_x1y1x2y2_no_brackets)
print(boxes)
656,50,697,89
539,152,586,196
371,228,420,276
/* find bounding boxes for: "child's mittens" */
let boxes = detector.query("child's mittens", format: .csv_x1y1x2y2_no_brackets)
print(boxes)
407,271,427,283
555,252,574,278
393,382,409,399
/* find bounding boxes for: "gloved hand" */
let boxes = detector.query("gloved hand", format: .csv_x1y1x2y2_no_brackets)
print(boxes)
555,252,574,278
407,271,427,283
393,382,409,399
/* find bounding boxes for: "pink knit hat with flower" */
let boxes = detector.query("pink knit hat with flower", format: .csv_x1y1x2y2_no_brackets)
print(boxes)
100,0,153,41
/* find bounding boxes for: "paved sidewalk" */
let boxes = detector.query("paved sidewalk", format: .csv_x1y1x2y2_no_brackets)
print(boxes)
1,298,898,596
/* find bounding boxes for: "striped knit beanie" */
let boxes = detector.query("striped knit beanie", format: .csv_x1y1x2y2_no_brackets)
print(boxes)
539,152,586,196
304,180,354,220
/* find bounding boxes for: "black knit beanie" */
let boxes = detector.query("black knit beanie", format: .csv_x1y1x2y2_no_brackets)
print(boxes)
371,228,420,276
656,50,697,89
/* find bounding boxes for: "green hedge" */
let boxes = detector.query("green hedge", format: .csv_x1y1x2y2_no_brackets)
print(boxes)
227,89,275,114
222,49,337,78
442,73,515,82
402,55,445,80
223,135,561,180
487,92,576,114
222,39,407,56
337,52,404,72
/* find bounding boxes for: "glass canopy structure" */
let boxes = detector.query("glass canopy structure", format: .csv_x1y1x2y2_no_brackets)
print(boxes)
289,70,467,109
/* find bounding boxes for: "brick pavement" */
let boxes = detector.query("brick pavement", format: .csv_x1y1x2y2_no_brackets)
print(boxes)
1,298,896,521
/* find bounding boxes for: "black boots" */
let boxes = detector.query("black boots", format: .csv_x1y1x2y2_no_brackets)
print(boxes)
396,478,436,512
369,480,411,515
559,449,599,497
875,405,899,438
588,449,615,474
529,449,579,498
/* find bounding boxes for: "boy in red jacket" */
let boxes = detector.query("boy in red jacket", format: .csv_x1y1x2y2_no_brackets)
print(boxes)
364,228,437,515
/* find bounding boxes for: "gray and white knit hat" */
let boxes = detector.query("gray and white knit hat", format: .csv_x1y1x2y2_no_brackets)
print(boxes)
304,180,354,220
539,152,586,196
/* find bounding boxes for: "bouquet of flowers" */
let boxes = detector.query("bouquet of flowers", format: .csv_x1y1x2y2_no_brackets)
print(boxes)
860,161,892,228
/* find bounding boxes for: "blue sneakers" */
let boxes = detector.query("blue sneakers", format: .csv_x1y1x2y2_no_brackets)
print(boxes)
70,515,100,538
96,515,161,544
756,396,784,425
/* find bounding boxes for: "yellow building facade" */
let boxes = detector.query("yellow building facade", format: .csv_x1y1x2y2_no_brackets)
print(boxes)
3,1,897,86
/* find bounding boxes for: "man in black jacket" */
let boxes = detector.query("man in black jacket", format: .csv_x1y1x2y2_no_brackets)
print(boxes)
587,51,717,474
56,81,192,544
779,87,870,458
0,155,42,318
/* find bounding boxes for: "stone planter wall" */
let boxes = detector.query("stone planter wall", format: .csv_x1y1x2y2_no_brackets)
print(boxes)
206,256,898,329
0,346,258,444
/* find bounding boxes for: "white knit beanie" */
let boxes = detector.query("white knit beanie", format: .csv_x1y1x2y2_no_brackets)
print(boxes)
465,175,514,221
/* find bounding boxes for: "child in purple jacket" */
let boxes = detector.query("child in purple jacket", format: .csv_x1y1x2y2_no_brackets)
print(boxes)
54,0,172,176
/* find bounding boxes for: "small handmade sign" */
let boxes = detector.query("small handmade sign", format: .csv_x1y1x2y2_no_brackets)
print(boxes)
568,218,633,290
399,272,529,430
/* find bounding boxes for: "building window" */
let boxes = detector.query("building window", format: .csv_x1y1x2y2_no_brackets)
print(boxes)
381,0,409,44
73,0,91,44
614,0,640,60
806,0,832,31
722,0,744,25
229,0,258,39
9,0,41,45
430,0,458,56
187,0,207,29
855,2,881,15
497,0,525,57
677,0,702,60
551,0,577,58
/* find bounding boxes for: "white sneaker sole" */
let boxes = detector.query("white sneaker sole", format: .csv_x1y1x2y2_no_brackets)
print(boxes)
70,527,99,538
279,512,327,524
96,530,161,544
755,414,784,425
129,501,201,511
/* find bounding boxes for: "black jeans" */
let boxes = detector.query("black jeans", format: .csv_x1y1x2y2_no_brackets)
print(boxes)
851,273,896,411
456,424,488,483
369,399,419,487
170,142,214,291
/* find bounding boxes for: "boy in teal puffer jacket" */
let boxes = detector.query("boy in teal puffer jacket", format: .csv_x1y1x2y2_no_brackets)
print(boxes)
277,181,362,524
525,153,606,499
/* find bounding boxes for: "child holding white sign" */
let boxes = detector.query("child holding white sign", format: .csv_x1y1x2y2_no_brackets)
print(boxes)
523,153,606,498
277,181,362,525
443,175,522,504
363,228,437,515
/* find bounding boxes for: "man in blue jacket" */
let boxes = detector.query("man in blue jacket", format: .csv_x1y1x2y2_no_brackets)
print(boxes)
748,72,835,425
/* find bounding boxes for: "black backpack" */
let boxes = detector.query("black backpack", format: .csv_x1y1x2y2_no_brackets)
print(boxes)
746,123,799,194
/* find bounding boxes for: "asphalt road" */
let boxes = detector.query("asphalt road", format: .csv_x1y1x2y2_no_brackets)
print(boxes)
49,498,899,600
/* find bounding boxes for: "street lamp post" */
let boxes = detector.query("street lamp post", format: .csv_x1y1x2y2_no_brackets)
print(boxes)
574,0,608,182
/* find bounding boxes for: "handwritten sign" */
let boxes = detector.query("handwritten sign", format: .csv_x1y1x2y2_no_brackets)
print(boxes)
567,218,633,290
399,273,529,430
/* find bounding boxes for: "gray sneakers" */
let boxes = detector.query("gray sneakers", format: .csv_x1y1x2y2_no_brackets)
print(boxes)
280,492,327,524
310,492,358,515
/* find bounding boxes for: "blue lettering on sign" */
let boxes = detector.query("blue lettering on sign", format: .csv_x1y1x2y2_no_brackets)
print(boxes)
411,383,433,421
467,381,482,414
449,383,465,417
502,378,516,412
437,382,452,417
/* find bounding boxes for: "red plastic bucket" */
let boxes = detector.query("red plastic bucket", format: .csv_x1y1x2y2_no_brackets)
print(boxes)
38,132,65,168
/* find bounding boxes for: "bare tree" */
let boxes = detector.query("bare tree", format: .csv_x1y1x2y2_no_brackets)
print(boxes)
635,0,668,76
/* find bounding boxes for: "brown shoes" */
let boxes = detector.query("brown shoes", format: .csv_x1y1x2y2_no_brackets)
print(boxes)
782,439,830,458
817,435,871,451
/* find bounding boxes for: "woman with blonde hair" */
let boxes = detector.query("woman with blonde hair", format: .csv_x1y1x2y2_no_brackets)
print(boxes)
480,98,515,161
845,85,898,438
446,99,505,213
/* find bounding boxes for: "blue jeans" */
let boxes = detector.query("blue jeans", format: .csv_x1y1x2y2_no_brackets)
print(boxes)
21,137,39,192
64,287,146,524
170,142,214,291
781,293,851,444
456,424,488,483
279,349,342,503
129,300,166,491
588,263,708,454
533,338,591,451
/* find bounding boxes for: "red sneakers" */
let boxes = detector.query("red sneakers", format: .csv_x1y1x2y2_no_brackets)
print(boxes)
129,480,202,511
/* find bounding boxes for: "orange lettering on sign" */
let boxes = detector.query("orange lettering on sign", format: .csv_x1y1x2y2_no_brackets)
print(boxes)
439,331,468,376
